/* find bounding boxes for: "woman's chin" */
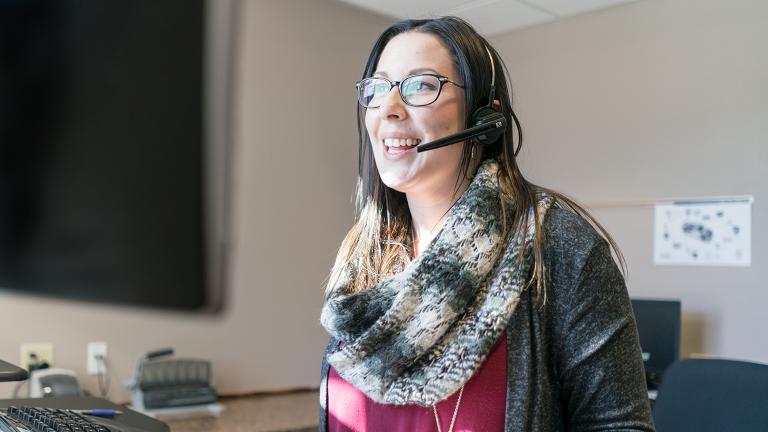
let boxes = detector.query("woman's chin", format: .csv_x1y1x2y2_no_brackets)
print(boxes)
379,171,413,193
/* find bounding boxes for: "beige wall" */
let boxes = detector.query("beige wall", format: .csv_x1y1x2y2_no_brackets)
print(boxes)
490,0,767,362
0,0,391,400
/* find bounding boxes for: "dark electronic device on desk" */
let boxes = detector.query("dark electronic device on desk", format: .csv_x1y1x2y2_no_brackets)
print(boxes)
129,349,218,411
0,359,169,432
0,361,27,383
630,299,682,393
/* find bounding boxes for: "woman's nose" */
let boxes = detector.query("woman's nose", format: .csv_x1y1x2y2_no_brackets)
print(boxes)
378,86,407,120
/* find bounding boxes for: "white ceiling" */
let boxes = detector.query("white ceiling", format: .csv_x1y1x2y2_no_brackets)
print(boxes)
336,0,640,35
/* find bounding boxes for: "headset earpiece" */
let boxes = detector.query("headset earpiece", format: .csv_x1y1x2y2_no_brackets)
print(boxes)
470,106,505,146
470,46,505,147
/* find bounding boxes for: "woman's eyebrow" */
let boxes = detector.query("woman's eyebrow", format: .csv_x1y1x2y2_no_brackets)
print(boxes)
372,68,441,78
407,67,440,75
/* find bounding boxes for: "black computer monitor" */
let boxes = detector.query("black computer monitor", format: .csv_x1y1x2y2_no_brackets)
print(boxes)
0,0,236,312
630,298,682,389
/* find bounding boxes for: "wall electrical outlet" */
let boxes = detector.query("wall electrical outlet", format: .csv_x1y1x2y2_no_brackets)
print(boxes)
87,342,108,375
19,343,54,371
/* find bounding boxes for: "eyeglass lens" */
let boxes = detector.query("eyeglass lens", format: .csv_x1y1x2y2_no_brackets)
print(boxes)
359,75,441,107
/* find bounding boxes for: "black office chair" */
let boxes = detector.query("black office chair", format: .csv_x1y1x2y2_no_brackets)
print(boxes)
653,358,768,432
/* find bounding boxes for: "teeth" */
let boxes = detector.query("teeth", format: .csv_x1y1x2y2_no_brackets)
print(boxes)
383,138,420,147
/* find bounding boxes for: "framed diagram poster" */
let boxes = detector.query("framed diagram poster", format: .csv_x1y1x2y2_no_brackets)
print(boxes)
654,196,752,267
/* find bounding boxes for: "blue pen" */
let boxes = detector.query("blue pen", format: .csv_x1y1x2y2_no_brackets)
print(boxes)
71,409,122,418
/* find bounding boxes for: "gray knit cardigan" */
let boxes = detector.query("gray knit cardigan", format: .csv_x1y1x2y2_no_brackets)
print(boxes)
319,208,656,431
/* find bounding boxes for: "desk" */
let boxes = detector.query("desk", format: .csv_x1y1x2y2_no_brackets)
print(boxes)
0,396,169,432
163,392,318,432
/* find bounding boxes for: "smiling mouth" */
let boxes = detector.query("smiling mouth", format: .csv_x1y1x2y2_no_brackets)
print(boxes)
383,138,422,152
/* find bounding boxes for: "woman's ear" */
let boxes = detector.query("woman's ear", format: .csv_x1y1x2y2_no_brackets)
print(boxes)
492,99,501,110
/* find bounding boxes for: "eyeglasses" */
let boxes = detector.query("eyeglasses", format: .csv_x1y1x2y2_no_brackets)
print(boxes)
355,73,465,108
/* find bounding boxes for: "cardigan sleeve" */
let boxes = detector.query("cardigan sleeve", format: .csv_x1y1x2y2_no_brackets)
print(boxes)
551,237,655,431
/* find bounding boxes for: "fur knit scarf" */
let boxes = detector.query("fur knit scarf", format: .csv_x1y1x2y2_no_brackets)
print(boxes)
320,159,554,406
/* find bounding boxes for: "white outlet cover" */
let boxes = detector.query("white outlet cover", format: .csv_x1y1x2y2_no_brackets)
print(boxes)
87,342,108,375
19,343,54,370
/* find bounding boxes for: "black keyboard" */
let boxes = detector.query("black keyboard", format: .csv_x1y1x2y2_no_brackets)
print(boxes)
0,407,112,432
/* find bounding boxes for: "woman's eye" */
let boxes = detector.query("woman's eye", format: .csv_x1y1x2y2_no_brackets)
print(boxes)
417,81,435,91
373,83,390,94
363,82,389,99
405,80,435,94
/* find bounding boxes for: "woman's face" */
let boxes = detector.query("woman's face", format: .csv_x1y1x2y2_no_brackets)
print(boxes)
365,32,466,197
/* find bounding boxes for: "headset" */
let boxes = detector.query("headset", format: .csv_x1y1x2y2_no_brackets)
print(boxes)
417,45,517,155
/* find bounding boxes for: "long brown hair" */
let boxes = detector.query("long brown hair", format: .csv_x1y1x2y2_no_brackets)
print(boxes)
325,17,625,303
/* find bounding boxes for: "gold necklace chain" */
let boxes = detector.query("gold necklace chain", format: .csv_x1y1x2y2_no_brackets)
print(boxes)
432,385,464,432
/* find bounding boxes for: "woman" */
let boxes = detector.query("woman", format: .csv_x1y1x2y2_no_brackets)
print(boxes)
319,17,654,432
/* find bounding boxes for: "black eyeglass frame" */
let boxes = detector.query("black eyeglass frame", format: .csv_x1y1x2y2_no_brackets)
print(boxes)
355,73,465,108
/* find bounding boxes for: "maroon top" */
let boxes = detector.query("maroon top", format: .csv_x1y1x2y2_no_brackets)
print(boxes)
328,332,507,432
